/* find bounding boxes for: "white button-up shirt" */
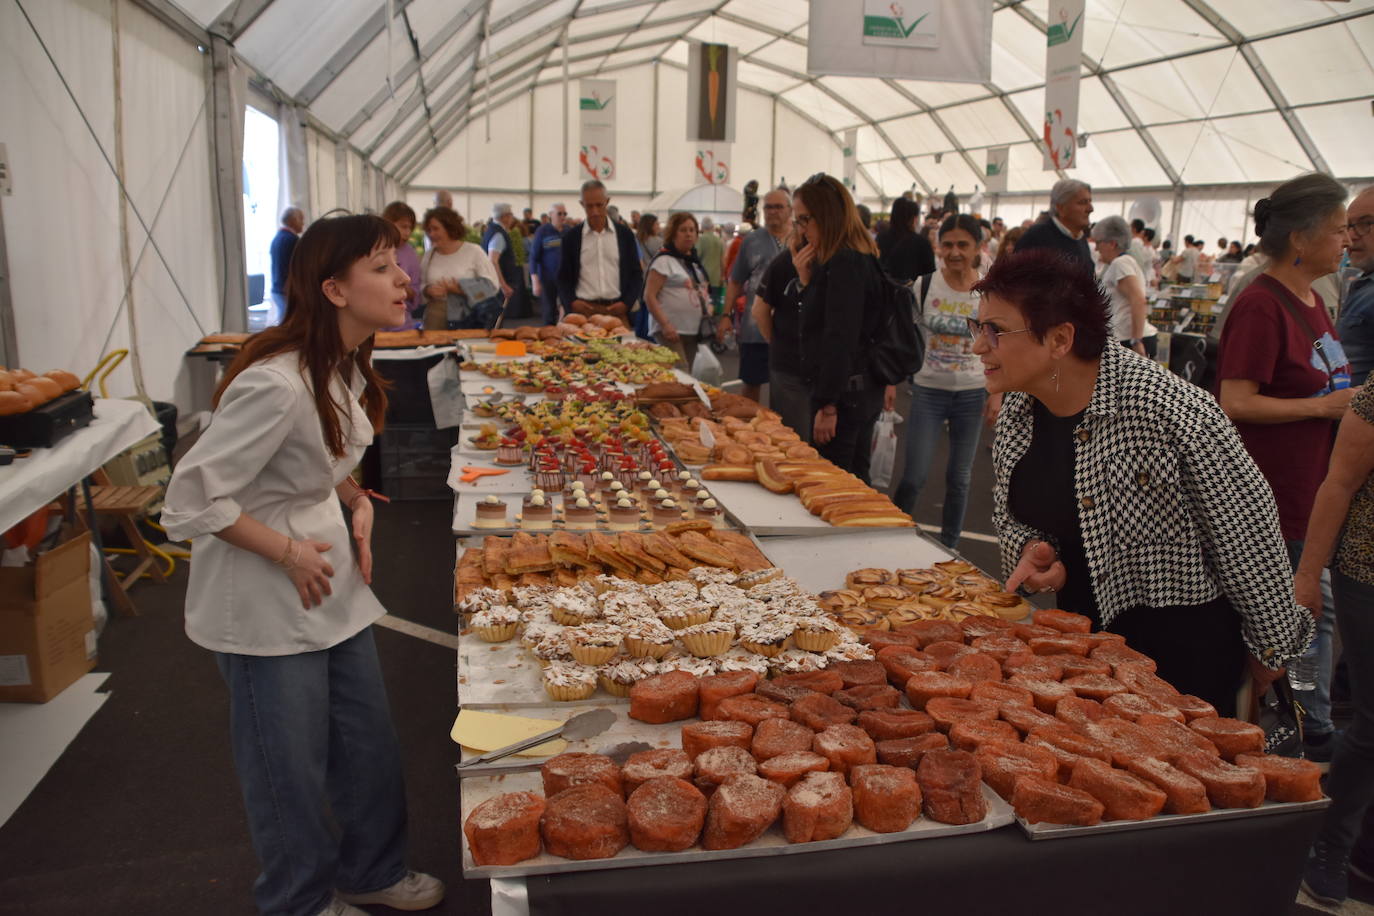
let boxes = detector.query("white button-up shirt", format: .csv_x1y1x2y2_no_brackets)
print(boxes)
162,350,384,655
575,221,621,301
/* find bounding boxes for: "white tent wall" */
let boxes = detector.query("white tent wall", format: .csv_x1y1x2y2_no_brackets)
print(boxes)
408,62,851,224
0,0,218,416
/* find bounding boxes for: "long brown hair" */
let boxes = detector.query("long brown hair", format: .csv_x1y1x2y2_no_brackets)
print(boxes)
794,173,878,264
214,215,396,457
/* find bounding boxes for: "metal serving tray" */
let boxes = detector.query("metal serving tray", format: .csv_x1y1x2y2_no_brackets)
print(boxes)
1017,795,1330,840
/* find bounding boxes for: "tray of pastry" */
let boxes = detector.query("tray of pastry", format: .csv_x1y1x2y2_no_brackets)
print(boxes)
459,755,1015,878
757,530,962,595
1017,794,1329,840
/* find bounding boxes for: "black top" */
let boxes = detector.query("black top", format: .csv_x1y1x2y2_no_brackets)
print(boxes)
757,249,802,376
799,248,884,405
1015,220,1093,273
269,228,297,295
876,231,936,285
1007,398,1098,622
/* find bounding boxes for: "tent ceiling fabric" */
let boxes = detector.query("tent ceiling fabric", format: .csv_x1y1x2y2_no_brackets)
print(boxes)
185,0,1374,193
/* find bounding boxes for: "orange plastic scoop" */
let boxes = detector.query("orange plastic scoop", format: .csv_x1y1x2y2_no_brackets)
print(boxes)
458,466,512,484
494,340,527,357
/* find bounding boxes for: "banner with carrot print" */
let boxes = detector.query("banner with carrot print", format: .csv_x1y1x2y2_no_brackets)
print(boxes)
687,42,736,143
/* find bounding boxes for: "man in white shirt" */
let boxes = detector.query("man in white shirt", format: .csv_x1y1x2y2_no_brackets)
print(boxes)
556,180,643,321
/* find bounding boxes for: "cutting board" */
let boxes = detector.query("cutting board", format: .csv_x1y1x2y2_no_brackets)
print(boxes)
450,709,568,757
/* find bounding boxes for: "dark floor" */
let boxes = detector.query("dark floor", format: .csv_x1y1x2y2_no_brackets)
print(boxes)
0,343,1358,915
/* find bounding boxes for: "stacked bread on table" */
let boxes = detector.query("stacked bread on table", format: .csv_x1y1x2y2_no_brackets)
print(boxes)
818,561,1033,632
0,367,82,415
648,394,913,528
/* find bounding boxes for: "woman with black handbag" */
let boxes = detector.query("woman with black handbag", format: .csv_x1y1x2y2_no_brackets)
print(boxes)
644,211,714,373
791,173,885,480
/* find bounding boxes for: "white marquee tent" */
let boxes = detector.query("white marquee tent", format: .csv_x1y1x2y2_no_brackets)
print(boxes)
3,0,1373,422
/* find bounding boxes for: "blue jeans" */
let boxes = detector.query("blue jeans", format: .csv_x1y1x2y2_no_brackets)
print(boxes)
1286,540,1337,736
1317,570,1374,853
215,627,408,916
892,385,987,548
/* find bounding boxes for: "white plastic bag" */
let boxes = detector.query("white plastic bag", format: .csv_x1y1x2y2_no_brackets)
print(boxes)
869,409,901,490
690,345,723,386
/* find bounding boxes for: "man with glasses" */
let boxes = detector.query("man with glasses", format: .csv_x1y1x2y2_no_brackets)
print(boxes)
1338,187,1374,385
727,188,792,402
557,180,643,323
530,202,568,325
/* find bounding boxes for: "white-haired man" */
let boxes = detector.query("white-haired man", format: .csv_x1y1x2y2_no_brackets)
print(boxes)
1015,178,1093,270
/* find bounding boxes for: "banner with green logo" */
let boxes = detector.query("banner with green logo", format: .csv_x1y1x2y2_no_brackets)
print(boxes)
808,0,991,83
579,79,616,181
986,146,1009,193
1042,0,1084,170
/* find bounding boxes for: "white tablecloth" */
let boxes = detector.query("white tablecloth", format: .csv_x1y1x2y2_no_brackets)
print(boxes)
0,399,161,533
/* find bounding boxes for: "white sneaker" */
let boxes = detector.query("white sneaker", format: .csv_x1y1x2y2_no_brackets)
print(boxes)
316,899,368,916
337,871,445,911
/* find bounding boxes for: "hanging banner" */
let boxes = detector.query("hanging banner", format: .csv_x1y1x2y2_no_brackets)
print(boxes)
842,129,858,191
693,146,731,186
985,146,1009,193
687,43,737,142
807,0,992,83
578,79,616,181
1042,0,1084,170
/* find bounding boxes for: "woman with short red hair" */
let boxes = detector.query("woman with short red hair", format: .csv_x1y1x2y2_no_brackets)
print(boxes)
979,248,1311,714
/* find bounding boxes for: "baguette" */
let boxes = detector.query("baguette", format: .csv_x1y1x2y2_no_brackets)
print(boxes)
755,460,795,494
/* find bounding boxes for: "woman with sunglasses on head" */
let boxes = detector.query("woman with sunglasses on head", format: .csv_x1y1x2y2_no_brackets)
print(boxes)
791,173,886,480
162,215,444,916
979,248,1312,715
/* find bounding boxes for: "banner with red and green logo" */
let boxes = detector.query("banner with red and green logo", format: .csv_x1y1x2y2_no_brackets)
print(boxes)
808,0,991,83
579,79,616,181
1042,0,1084,170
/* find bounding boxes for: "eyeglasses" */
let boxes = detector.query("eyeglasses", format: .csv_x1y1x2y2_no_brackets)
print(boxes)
1347,217,1374,239
793,214,813,227
966,318,1031,349
762,203,788,210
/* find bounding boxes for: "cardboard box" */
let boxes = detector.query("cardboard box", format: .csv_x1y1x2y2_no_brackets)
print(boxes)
0,531,97,702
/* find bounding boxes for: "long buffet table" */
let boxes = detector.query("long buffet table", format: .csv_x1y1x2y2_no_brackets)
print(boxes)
443,336,1321,916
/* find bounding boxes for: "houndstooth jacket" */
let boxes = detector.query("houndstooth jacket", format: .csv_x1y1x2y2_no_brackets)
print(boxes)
991,341,1314,669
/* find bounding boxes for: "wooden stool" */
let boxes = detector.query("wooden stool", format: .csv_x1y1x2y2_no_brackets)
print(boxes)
75,472,167,617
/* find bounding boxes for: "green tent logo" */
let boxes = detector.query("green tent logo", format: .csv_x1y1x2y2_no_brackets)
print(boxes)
1047,10,1083,47
863,3,930,40
987,162,1004,177
579,92,613,111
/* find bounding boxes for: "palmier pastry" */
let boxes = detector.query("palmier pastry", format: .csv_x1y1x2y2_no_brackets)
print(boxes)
846,568,894,590
836,608,889,633
895,568,946,592
818,589,865,613
861,584,911,611
977,591,1032,621
944,601,997,621
918,584,968,614
933,559,978,578
953,573,1000,596
885,602,929,629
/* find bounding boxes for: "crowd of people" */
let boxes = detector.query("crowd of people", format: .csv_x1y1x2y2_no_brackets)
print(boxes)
235,170,1374,911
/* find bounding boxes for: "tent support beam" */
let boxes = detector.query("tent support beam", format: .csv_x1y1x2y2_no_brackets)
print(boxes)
1177,0,1332,174
127,0,206,45
210,0,274,41
297,0,419,106
209,34,247,332
0,200,17,368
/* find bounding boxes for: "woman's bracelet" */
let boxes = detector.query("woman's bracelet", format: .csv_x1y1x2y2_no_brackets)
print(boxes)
274,537,300,570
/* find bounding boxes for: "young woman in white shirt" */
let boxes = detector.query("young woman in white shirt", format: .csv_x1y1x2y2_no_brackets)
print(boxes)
644,211,713,372
420,205,500,330
892,214,997,548
163,215,443,916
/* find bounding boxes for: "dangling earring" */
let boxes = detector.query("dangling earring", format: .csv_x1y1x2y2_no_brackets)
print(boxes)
1295,253,1303,266
1051,365,1060,394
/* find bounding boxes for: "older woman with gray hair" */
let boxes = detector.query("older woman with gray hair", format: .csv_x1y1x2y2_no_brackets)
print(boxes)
1091,214,1157,358
1014,178,1094,271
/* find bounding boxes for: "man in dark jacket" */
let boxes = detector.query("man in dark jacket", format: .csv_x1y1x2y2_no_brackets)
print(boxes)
530,202,568,325
1015,178,1094,271
557,180,643,321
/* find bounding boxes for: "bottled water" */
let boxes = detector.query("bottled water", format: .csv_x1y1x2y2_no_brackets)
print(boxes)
1287,646,1320,693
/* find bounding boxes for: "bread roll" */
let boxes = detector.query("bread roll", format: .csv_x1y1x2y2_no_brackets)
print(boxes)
0,390,31,415
0,370,14,392
11,368,35,383
15,382,50,407
563,313,588,326
44,370,82,392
